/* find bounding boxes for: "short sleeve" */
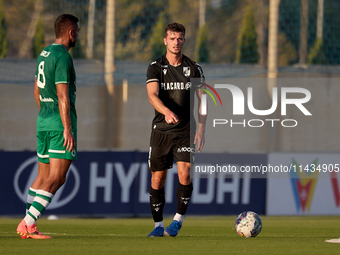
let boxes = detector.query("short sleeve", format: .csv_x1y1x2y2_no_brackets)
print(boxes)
196,64,205,83
55,53,73,85
146,62,160,84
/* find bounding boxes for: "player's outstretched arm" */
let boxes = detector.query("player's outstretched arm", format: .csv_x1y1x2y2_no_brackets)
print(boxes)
147,81,179,124
33,78,41,109
56,83,75,152
194,88,207,152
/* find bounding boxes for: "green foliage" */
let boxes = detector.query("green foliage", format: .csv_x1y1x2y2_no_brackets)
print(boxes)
278,33,298,66
116,26,148,60
235,5,258,64
32,16,44,58
0,0,7,58
308,38,326,65
149,11,166,60
195,24,209,63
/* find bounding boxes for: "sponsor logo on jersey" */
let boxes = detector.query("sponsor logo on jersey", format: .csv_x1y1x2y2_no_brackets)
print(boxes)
177,147,195,153
163,69,167,75
40,50,51,57
161,82,188,91
39,95,54,102
183,67,190,78
185,82,191,90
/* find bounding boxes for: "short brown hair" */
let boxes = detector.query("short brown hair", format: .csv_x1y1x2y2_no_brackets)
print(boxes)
164,23,185,38
54,14,79,38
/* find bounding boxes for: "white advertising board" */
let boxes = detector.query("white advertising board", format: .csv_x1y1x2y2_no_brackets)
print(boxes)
267,153,340,215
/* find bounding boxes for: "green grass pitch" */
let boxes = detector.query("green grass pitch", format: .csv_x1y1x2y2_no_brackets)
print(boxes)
1,216,340,255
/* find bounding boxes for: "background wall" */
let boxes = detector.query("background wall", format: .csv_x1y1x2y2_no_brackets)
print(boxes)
1,59,339,153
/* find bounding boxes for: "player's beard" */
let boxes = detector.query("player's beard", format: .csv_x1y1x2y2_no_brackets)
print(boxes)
70,40,77,48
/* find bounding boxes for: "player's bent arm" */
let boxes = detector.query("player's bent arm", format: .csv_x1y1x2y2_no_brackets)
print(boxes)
56,83,75,152
147,81,178,123
34,78,41,109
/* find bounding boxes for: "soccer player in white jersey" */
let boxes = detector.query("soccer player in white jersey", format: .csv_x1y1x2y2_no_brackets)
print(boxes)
17,14,80,239
146,23,206,237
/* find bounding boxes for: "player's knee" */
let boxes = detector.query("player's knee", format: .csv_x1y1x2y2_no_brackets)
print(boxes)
151,176,166,189
49,175,66,189
59,176,67,187
36,174,48,184
178,172,191,185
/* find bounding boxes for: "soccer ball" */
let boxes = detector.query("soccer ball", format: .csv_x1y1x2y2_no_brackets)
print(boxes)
235,211,262,238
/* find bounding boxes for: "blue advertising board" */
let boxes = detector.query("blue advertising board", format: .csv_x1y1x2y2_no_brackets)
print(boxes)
0,151,267,216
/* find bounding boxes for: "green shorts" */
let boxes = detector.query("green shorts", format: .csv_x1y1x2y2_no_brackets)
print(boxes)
37,131,77,163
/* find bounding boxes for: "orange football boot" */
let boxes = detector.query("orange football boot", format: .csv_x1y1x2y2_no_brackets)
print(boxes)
17,219,52,239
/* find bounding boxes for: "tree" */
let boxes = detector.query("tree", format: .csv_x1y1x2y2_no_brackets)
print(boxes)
308,38,326,64
278,33,298,66
32,16,44,58
18,0,43,58
308,0,326,65
298,0,309,66
149,11,166,61
253,0,268,67
0,0,7,58
195,24,209,63
235,4,259,64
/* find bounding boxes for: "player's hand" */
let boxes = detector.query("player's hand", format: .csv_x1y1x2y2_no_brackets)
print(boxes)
194,130,205,152
164,109,179,124
63,129,75,152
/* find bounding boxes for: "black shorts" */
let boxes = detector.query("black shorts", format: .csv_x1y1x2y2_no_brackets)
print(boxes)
148,131,194,172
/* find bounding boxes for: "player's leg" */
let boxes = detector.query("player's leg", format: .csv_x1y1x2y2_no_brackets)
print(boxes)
165,161,192,237
37,158,72,194
25,130,75,223
17,131,53,239
175,161,193,220
18,158,72,239
148,170,167,237
165,134,193,237
147,131,172,237
17,131,77,239
24,131,51,214
25,162,50,214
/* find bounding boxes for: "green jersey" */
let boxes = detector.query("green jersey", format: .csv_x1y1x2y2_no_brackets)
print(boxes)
35,43,77,132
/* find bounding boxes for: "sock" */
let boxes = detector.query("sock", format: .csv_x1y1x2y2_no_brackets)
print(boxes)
149,187,165,223
24,190,54,226
26,187,38,214
155,221,164,229
174,213,184,223
176,182,193,216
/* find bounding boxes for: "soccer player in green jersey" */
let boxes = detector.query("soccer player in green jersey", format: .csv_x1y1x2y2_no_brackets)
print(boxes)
17,14,80,239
